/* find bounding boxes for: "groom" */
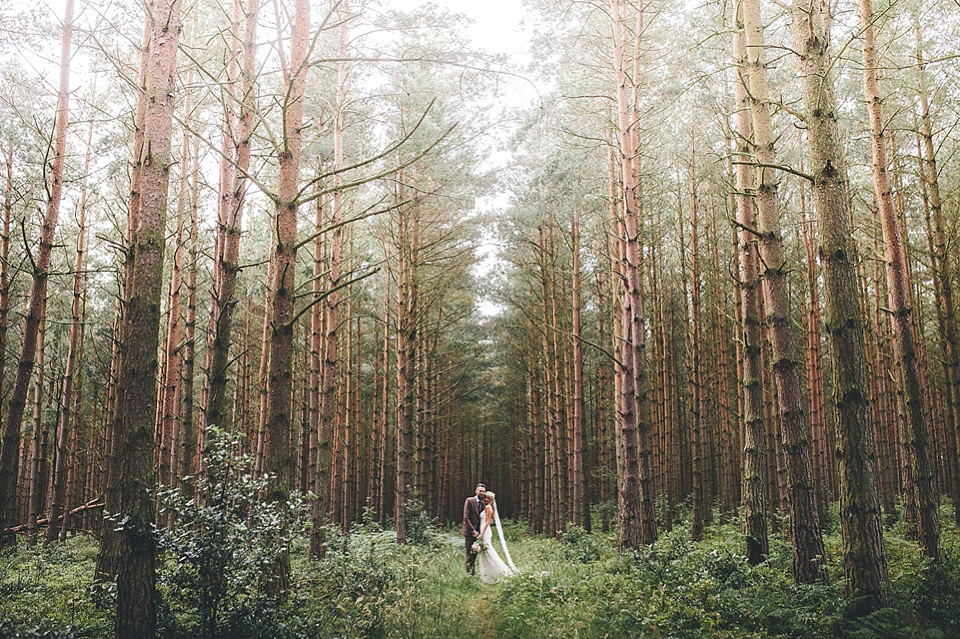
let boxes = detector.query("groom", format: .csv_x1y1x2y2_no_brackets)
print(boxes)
463,483,485,574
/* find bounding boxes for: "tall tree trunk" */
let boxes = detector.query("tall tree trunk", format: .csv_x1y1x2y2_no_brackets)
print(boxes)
26,316,46,548
711,204,737,514
377,277,390,525
916,34,960,527
548,224,566,535
85,388,101,533
180,145,200,484
0,147,12,452
570,208,586,528
732,2,768,564
684,140,709,541
800,200,829,511
261,0,309,592
97,12,151,583
395,190,417,544
0,0,73,548
655,248,677,518
867,221,901,519
741,0,824,583
595,237,612,534
308,186,325,555
330,353,344,526
791,0,888,613
46,120,92,546
611,0,656,550
537,230,557,535
344,308,356,528
204,0,260,432
860,0,940,563
370,313,383,520
727,157,747,514
158,103,191,494
254,243,272,478
560,263,574,527
528,324,544,534
63,285,87,540
312,0,348,554
102,0,181,635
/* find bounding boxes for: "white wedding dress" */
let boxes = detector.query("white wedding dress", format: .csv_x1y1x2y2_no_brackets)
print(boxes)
476,508,518,584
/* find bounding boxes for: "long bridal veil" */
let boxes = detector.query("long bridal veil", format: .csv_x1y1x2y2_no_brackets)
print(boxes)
492,503,519,572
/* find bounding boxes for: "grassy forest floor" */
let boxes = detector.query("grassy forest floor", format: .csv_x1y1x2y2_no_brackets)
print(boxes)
2,503,960,639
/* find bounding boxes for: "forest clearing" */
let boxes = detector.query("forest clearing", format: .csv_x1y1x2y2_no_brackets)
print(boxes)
1,0,960,636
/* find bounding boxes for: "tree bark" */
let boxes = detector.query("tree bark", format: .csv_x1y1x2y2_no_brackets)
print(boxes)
377,278,391,524
26,316,47,548
0,148,12,510
180,144,200,484
859,0,940,563
63,284,87,540
158,104,191,495
595,234,612,533
101,0,181,635
46,119,92,546
683,140,709,541
915,35,960,527
311,0,349,555
547,224,566,536
308,185,326,555
261,0,309,592
732,2,768,564
395,192,417,545
570,208,586,528
537,229,556,535
791,0,888,612
741,0,824,583
800,199,829,512
611,0,656,550
0,0,73,548
204,0,260,433
711,204,737,514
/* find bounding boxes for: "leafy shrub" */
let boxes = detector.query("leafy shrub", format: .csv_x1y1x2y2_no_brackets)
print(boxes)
156,426,307,639
402,491,442,547
559,525,601,563
298,529,402,638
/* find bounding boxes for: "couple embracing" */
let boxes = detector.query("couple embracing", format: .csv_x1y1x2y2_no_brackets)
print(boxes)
463,483,519,584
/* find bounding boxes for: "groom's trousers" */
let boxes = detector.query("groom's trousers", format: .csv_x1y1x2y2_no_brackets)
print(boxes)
465,535,477,574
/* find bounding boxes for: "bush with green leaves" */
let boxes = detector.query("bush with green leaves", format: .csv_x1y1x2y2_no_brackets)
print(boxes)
558,525,602,563
155,426,307,639
402,490,443,547
294,526,402,638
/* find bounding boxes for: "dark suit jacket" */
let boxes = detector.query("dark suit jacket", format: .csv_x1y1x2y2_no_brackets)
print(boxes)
463,496,482,537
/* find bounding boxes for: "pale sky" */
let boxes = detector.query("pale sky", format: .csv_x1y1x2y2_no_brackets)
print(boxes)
387,0,529,57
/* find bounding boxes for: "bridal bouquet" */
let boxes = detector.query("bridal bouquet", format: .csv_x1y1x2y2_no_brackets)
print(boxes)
472,540,488,554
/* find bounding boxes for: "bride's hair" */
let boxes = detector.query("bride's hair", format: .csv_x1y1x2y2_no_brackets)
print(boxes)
483,491,496,504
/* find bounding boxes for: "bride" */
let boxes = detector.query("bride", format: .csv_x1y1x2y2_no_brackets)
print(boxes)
475,491,518,584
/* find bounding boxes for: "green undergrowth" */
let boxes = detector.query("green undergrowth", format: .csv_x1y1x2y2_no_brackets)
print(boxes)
2,511,959,639
0,535,110,638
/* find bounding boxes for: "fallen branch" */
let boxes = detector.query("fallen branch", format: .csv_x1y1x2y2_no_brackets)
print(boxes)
2,499,104,534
